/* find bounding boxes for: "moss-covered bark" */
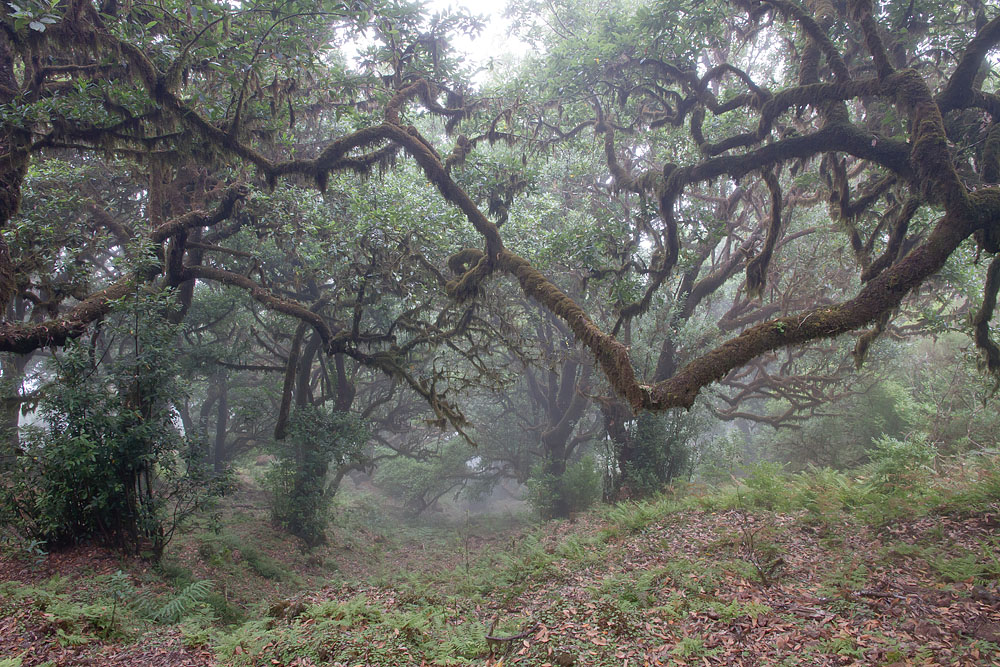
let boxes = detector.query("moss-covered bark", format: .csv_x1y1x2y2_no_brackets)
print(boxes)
973,256,1000,376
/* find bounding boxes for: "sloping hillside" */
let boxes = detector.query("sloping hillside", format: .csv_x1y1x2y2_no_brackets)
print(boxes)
2,459,999,666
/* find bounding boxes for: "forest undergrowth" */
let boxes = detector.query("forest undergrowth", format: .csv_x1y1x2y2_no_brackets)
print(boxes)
1,454,999,667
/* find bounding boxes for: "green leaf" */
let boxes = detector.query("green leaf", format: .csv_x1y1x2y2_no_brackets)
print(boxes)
29,20,45,31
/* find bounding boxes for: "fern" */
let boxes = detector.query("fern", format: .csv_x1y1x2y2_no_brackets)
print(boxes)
142,580,213,624
130,590,160,620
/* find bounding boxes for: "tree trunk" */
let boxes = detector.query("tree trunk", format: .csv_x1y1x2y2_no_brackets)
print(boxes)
213,371,230,474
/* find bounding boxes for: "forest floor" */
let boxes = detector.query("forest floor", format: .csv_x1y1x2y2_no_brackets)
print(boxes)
2,457,999,666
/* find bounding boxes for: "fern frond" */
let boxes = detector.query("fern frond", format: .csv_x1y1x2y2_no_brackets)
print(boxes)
151,580,213,623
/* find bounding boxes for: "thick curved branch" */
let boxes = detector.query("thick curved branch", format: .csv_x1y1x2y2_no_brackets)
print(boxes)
647,198,985,410
745,168,782,299
0,277,134,353
850,0,894,80
0,183,250,353
938,14,1000,113
383,124,504,264
862,197,920,282
677,121,912,189
182,265,335,348
495,249,646,411
150,184,248,242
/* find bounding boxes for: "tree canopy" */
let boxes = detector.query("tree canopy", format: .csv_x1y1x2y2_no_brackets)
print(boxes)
0,0,998,457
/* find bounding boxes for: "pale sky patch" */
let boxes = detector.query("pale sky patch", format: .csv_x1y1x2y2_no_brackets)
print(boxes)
427,0,529,70
341,0,529,84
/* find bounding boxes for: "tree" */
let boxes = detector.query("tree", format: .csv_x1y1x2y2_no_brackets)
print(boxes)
0,0,998,509
499,0,1000,411
269,404,367,546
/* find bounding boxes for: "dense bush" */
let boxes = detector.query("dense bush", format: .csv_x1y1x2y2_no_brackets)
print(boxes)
867,434,937,493
526,454,602,519
0,294,221,559
268,406,368,547
741,461,791,510
693,430,747,485
770,380,918,470
373,437,477,516
610,412,701,499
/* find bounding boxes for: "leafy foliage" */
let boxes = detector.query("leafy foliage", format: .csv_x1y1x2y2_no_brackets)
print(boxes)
268,406,368,546
373,437,479,516
769,379,919,470
526,454,602,519
867,433,937,493
612,411,702,498
0,291,221,558
144,579,214,624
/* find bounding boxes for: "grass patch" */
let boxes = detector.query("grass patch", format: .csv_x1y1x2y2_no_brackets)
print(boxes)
5,452,997,665
672,636,719,659
931,540,1000,583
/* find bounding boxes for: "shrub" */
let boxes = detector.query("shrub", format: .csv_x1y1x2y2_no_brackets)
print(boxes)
694,430,746,485
148,580,214,624
868,433,936,493
741,461,789,510
788,466,868,520
268,406,367,547
526,454,602,519
772,380,919,470
0,293,222,559
610,411,702,499
373,437,475,516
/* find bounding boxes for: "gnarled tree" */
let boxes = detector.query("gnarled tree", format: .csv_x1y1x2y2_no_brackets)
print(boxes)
0,0,998,474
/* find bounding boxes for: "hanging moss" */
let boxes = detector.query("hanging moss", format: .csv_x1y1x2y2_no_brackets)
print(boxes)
887,69,969,211
973,188,1000,253
444,248,492,302
937,14,1000,113
444,134,473,172
852,311,892,369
